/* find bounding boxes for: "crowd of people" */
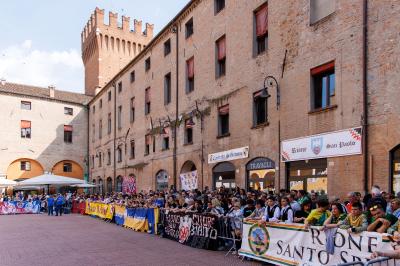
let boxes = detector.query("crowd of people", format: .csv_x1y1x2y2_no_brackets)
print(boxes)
2,185,400,254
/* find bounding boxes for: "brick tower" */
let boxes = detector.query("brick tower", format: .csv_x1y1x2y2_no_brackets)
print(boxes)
81,8,154,96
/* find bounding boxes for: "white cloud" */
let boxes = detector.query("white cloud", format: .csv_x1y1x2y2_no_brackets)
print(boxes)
0,40,84,93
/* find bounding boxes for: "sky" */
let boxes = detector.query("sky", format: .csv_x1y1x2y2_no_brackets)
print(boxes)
0,0,189,93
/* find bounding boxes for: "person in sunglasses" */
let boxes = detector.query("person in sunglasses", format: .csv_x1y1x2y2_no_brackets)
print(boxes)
367,204,397,233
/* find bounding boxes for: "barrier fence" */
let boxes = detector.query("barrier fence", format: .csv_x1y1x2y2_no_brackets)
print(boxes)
0,200,41,215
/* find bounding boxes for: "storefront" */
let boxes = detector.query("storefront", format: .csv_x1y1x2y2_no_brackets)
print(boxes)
246,157,275,191
281,127,362,194
208,146,249,189
213,162,236,189
390,145,400,193
156,170,169,191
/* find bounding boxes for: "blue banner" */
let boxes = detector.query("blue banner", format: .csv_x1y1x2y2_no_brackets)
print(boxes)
0,200,41,215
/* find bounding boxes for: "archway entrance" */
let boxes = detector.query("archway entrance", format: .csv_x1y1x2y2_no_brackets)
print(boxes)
212,162,235,189
180,161,198,191
156,170,169,191
246,157,275,192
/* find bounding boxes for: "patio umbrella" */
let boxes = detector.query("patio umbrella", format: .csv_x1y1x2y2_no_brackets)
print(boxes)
70,183,97,188
17,174,85,186
0,178,17,187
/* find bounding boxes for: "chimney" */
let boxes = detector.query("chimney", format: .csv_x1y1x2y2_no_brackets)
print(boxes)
0,78,6,86
48,85,55,98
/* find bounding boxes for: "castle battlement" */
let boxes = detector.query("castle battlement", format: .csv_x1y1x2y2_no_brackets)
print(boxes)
81,7,154,46
81,7,154,96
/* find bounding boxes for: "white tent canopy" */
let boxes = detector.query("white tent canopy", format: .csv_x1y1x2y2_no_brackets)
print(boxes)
17,174,85,186
0,178,17,187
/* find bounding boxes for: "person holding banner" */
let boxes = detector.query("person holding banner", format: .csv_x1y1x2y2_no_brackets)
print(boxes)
279,197,294,223
337,202,368,233
261,196,280,223
321,203,347,230
245,199,265,221
367,204,397,233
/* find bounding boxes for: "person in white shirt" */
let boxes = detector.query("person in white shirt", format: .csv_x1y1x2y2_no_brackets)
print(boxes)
280,197,294,223
261,196,280,222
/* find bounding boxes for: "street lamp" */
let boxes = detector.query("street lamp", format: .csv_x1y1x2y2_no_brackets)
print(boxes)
261,75,280,110
261,75,281,190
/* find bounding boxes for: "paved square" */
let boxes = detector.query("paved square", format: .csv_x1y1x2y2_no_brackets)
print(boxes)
0,214,259,266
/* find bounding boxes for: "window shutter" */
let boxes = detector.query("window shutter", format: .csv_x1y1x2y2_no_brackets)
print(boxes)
217,37,226,60
145,88,151,103
311,61,335,75
256,4,268,37
64,125,73,132
187,57,194,79
21,120,31,128
145,135,152,145
218,104,229,115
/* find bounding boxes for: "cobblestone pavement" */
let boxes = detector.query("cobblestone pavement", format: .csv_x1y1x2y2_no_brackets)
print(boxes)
0,214,261,266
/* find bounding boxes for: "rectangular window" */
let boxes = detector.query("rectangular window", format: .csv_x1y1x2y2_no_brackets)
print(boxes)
91,155,94,169
145,135,151,155
21,101,31,110
310,0,335,24
311,61,335,110
99,120,102,139
117,147,122,163
164,39,171,56
64,125,73,143
215,0,225,14
145,87,151,115
64,107,73,115
185,18,194,38
253,90,268,126
162,136,169,150
93,105,96,114
184,119,194,144
186,57,194,93
108,90,112,101
145,57,151,71
130,71,135,83
21,120,31,139
218,105,230,137
130,140,135,159
108,113,112,134
20,161,31,171
117,106,122,129
92,123,95,142
107,149,111,165
118,81,122,93
98,153,102,167
254,3,268,55
63,162,72,172
216,36,226,78
152,136,156,153
164,73,171,105
99,99,103,108
130,97,135,123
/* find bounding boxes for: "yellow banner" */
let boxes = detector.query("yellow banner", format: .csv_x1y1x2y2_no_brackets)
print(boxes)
85,202,113,219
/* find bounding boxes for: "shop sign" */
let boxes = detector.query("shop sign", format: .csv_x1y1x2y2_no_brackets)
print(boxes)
208,146,249,164
246,157,275,171
281,127,362,162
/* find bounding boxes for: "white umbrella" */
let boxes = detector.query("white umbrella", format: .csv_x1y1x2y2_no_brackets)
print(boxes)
17,174,85,186
0,178,17,187
70,183,97,188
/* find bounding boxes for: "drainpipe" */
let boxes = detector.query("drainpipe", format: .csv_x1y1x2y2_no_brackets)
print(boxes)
113,82,117,192
362,0,369,195
172,24,179,190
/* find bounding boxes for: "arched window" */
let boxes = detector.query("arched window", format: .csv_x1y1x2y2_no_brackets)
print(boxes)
156,170,169,191
98,178,103,195
116,176,122,192
106,177,112,193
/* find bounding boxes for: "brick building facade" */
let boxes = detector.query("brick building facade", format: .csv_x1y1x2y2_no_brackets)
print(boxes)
86,0,400,198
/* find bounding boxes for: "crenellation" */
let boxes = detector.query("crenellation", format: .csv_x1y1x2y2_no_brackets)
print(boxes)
145,23,154,37
94,7,105,26
122,16,130,32
134,19,142,34
109,11,118,27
